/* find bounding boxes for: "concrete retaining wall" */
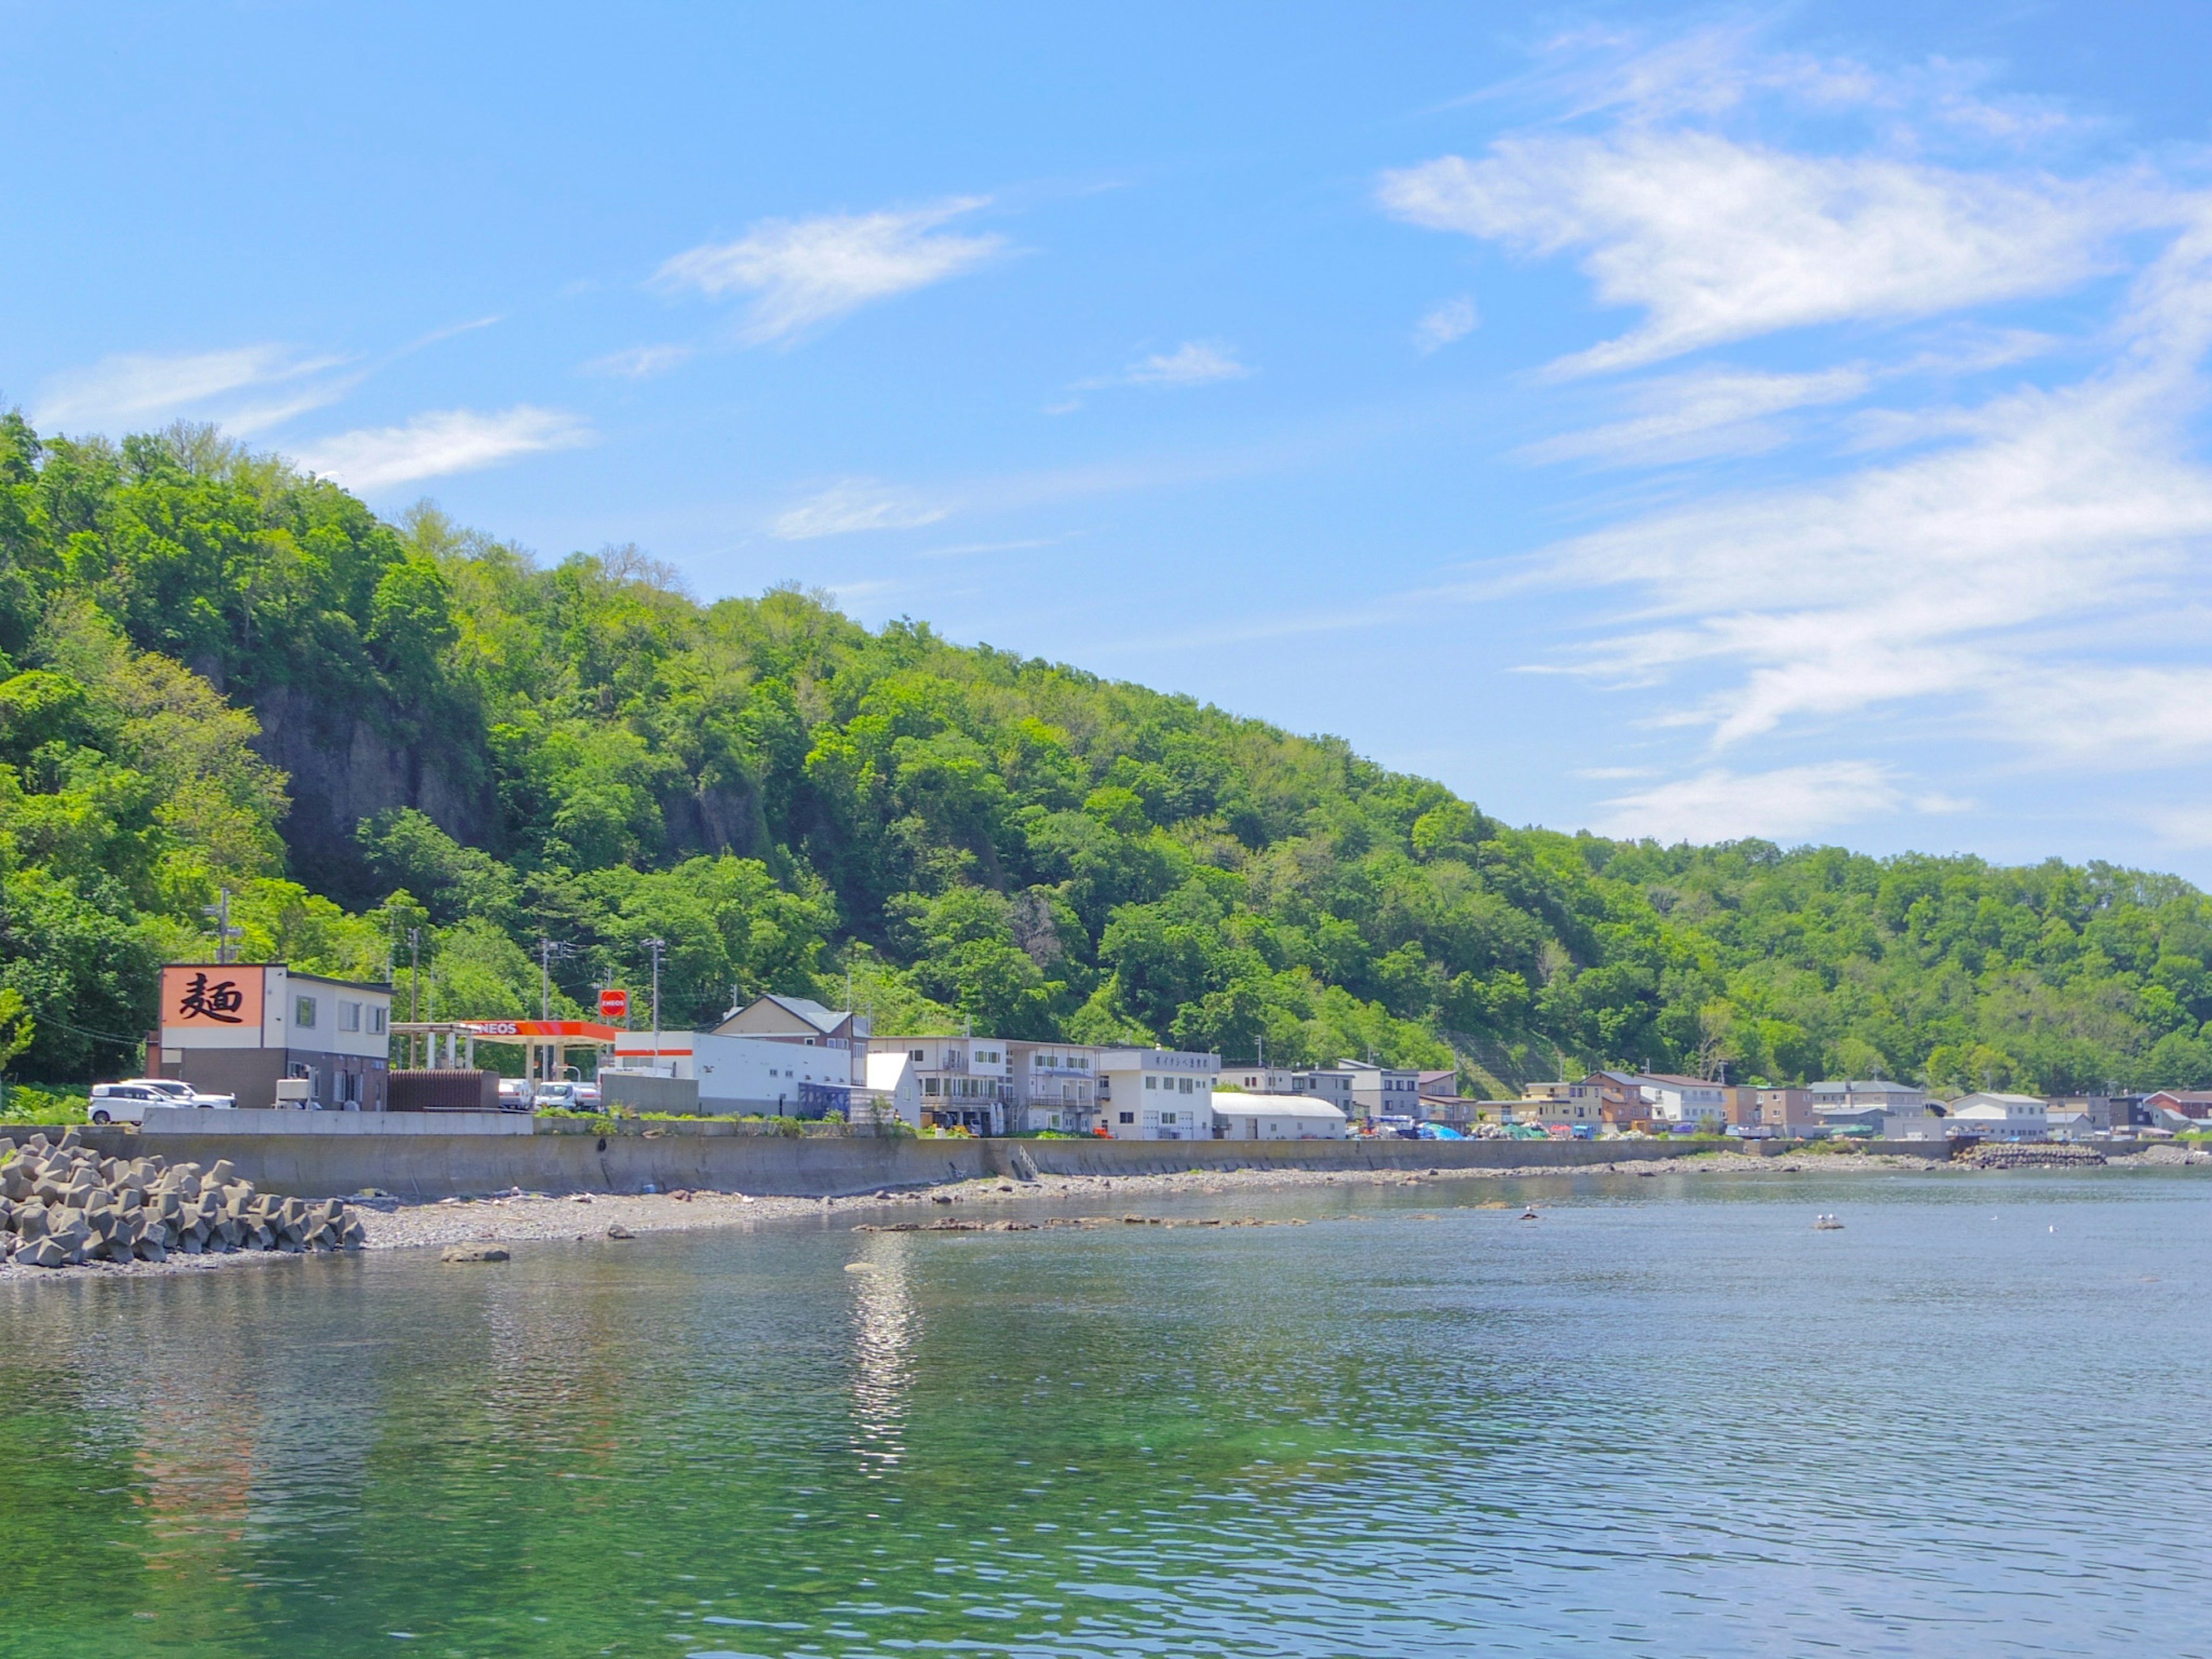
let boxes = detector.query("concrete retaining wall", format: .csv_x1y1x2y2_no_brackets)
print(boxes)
1,1124,2056,1200
139,1108,531,1137
2,1127,1721,1199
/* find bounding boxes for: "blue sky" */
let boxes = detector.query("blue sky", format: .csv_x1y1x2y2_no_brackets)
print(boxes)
8,3,2212,877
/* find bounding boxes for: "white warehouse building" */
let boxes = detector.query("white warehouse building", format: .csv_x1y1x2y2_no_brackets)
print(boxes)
1212,1093,1348,1141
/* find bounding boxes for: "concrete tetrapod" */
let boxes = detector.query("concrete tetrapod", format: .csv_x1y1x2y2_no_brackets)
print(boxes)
0,1131,368,1270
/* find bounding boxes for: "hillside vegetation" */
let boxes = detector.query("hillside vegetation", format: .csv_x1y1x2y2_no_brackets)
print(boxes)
3,414,2210,1096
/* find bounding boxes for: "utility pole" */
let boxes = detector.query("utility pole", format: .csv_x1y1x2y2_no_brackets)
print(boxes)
642,938,666,1076
407,927,422,1068
202,888,239,965
536,938,576,1084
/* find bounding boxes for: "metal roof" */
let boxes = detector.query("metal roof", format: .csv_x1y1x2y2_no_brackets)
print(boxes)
1211,1093,1347,1120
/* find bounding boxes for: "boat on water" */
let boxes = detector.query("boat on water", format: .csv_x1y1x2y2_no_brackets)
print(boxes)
1813,1213,1844,1230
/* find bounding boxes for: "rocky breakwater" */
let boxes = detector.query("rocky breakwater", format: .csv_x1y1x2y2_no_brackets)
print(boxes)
1,1130,367,1269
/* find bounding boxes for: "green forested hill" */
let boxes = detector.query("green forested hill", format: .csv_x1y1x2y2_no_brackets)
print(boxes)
3,414,2210,1095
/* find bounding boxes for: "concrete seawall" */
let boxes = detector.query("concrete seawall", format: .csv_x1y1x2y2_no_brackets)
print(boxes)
2,1127,1964,1200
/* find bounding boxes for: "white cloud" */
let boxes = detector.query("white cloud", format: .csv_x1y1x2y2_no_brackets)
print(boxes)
1078,340,1251,392
1522,365,1872,465
1535,203,2212,764
770,479,951,541
33,345,347,432
1593,762,1911,842
1380,132,2140,374
1986,666,2212,770
1415,296,1479,353
655,199,1005,346
297,406,592,490
582,343,694,379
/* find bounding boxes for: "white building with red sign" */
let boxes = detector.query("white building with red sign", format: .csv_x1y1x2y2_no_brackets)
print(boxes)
157,963,393,1110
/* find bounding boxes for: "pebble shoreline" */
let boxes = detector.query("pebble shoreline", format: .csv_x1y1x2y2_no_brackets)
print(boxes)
5,1145,2206,1281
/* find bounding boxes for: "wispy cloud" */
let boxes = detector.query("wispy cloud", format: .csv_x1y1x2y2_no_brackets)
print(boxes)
33,345,349,433
770,479,952,541
297,406,593,490
1593,761,1949,842
1521,365,1873,465
1068,340,1252,403
582,343,695,380
1121,341,1249,388
1415,297,1479,353
1539,214,2212,750
655,198,1006,346
1380,133,2143,376
1388,26,2212,844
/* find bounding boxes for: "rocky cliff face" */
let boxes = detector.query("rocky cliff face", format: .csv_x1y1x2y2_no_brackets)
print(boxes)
250,683,498,898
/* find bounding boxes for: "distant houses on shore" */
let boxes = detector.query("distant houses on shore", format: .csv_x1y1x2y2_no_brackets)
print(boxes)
150,959,2206,1142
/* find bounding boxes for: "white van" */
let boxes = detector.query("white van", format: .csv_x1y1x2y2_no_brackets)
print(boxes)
87,1082,160,1124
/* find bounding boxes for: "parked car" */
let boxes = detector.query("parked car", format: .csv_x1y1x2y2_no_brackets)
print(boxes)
497,1078,532,1111
121,1077,236,1109
533,1081,584,1109
87,1082,162,1124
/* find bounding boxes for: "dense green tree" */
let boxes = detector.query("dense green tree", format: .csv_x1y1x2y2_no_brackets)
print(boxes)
6,415,2212,1096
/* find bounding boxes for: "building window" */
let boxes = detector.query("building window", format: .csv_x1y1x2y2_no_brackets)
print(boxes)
370,1007,387,1035
295,996,316,1029
925,1078,940,1096
1118,1111,1134,1124
340,1001,361,1033
910,1048,925,1062
1145,1075,1157,1090
1178,1077,1192,1094
1161,1112,1177,1126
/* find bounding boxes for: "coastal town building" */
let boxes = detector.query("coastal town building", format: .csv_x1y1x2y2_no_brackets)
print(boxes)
1212,1093,1348,1140
866,1034,1010,1135
1330,1059,1424,1122
1217,1063,1297,1093
854,1051,924,1129
1945,1092,2050,1139
155,963,393,1111
1097,1047,1218,1141
605,1026,859,1116
1636,1074,1729,1126
1003,1040,1102,1134
1525,1071,1642,1120
1750,1088,1820,1136
1813,1079,1920,1119
2140,1090,2211,1122
714,993,869,1054
1287,1066,1358,1118
1883,1102,1948,1139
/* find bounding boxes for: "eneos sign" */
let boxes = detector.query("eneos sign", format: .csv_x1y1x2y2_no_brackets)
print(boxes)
597,988,630,1020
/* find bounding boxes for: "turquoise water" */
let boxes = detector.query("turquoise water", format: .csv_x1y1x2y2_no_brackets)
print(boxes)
3,1167,2209,1658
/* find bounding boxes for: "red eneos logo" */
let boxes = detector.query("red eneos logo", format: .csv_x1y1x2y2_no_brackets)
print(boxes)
597,988,630,1020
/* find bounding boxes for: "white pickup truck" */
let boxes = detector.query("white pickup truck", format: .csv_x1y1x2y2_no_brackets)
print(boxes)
88,1078,237,1124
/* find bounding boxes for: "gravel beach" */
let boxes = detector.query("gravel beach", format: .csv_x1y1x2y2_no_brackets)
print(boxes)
8,1144,2206,1279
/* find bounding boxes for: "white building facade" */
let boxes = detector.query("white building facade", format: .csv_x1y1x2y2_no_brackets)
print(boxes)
1003,1040,1103,1133
1637,1074,1729,1126
605,1029,859,1115
1945,1092,2050,1140
866,1035,1012,1134
1097,1048,1218,1141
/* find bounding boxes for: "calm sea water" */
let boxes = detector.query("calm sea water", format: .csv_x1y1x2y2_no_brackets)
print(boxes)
2,1166,2209,1659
